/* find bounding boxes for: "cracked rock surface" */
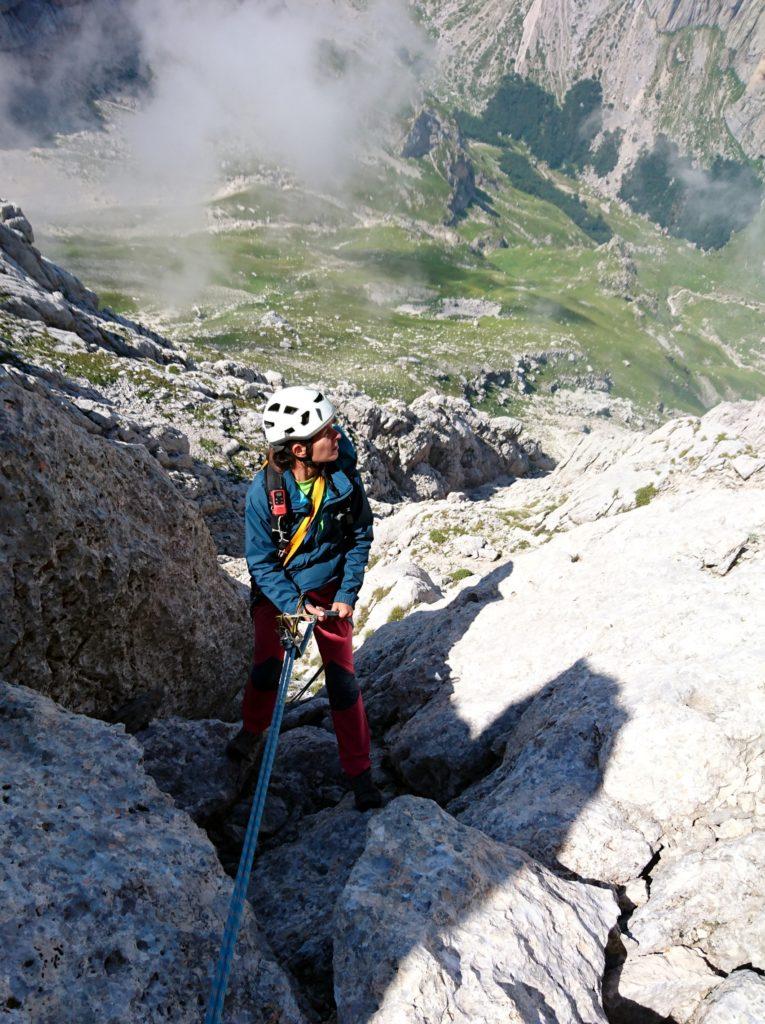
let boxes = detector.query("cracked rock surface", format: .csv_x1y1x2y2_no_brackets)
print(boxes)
333,796,618,1024
0,681,307,1024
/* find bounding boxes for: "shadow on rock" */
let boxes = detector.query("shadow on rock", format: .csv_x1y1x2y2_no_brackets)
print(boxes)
247,566,634,1022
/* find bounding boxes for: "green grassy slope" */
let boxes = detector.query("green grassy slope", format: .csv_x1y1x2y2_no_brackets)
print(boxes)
41,138,765,416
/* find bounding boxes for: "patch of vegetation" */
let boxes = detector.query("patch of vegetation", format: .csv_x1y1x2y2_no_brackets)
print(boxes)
387,605,406,623
591,130,624,177
429,527,448,545
199,437,218,454
457,74,603,172
56,351,122,388
619,136,763,249
634,482,658,507
499,148,612,244
450,567,474,583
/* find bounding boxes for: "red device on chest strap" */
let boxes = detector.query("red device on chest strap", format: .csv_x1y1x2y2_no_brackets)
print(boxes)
269,488,288,516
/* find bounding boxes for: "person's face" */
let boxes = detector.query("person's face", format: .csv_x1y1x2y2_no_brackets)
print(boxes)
292,422,340,463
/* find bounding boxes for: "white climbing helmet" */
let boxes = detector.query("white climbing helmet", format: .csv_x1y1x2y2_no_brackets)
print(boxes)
262,386,336,447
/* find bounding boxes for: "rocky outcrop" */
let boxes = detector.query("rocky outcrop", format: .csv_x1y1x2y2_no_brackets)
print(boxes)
333,797,618,1023
693,970,765,1023
618,832,765,1020
540,397,765,531
0,362,250,720
0,680,307,1024
335,385,545,502
0,202,181,363
402,108,479,223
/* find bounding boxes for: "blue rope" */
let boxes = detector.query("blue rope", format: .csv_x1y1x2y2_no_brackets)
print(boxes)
204,620,315,1023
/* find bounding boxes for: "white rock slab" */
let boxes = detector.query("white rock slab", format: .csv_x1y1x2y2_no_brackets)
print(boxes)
334,796,618,1024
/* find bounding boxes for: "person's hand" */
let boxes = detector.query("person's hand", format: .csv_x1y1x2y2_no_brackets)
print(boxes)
303,601,326,621
332,601,354,620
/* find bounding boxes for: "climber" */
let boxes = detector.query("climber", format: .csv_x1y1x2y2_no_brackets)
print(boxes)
225,385,383,811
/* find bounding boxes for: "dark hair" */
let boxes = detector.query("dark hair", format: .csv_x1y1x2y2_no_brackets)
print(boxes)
268,445,295,472
267,439,315,472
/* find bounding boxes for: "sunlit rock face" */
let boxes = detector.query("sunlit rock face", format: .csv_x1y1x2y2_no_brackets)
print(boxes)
333,796,618,1024
418,0,765,163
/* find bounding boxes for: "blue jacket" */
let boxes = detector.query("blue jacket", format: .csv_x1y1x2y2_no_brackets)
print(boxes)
244,429,373,614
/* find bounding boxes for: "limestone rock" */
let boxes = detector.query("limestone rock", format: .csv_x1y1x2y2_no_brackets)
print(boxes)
251,801,377,1015
0,366,250,719
542,398,765,532
0,203,181,365
357,481,765,892
333,384,540,502
353,560,442,636
612,946,722,1023
333,796,618,1024
136,718,242,823
0,681,306,1024
227,727,347,850
693,970,765,1023
629,832,765,975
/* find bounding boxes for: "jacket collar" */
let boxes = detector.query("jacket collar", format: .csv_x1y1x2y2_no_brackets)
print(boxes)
282,463,352,511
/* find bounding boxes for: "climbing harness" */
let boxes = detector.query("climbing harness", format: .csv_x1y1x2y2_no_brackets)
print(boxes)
204,610,337,1023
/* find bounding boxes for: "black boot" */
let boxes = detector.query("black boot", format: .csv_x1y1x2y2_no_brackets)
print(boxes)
350,768,383,811
225,727,263,764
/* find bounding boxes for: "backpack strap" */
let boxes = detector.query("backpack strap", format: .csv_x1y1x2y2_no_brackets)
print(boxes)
264,462,292,559
283,475,326,567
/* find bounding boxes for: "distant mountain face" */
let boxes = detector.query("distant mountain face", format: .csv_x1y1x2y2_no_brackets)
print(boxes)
0,0,140,140
4,0,762,167
416,0,765,165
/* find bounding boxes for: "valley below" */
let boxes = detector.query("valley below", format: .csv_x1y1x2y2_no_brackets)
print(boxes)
1,1,764,1021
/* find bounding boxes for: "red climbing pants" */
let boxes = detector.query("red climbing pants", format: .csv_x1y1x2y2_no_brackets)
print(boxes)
242,584,371,778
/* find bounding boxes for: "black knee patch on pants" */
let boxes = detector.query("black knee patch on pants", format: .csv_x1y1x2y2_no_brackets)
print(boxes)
249,657,282,692
324,663,360,712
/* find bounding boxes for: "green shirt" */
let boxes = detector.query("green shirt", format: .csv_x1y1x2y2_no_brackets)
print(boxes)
296,477,325,534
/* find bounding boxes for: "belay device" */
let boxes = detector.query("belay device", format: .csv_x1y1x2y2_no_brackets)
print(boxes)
204,610,337,1023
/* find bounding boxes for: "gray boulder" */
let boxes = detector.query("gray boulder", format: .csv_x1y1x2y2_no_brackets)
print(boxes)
333,796,618,1023
0,680,307,1024
629,832,765,976
251,800,377,1015
136,718,243,823
227,727,347,849
0,365,250,719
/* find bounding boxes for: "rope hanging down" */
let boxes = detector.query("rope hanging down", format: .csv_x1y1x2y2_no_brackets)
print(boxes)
204,614,320,1024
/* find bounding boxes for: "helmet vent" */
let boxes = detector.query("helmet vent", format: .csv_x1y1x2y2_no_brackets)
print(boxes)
284,405,297,414
314,393,324,403
268,402,280,412
300,411,310,425
284,426,295,435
